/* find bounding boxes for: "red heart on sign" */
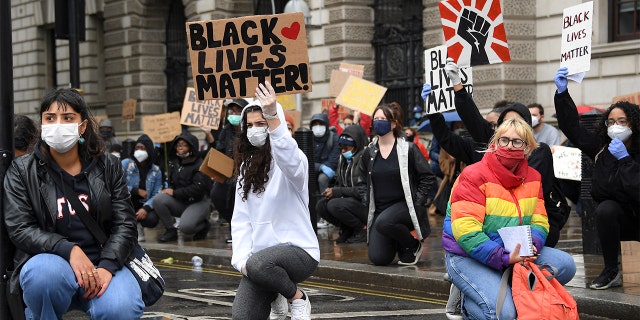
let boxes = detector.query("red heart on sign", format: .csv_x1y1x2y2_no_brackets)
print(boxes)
281,22,300,40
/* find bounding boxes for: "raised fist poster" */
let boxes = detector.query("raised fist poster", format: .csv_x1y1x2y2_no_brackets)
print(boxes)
438,0,510,67
186,12,312,100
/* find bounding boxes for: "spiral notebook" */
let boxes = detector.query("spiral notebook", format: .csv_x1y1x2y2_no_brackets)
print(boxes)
498,225,535,256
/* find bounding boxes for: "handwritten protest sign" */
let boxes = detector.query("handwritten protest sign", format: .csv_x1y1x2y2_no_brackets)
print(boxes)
439,0,510,67
612,91,640,104
423,45,473,114
276,94,296,110
186,12,311,100
142,112,182,143
122,99,136,122
552,146,582,181
329,63,365,97
180,87,224,130
339,63,364,77
336,76,387,115
560,2,593,79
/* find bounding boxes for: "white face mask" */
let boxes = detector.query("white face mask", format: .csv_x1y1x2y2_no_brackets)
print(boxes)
134,150,149,162
312,125,326,138
41,123,81,153
247,126,269,147
531,116,540,127
607,125,632,142
111,152,121,159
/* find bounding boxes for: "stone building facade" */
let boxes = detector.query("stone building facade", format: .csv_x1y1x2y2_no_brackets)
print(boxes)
9,0,640,136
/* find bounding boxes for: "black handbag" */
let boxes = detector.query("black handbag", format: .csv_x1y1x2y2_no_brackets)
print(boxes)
48,168,165,306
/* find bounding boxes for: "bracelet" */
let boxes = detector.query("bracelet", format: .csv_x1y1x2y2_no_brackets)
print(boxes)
262,111,279,120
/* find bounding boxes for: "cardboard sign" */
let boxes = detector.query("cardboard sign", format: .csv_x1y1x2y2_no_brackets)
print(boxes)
336,76,387,115
142,112,182,143
328,70,352,98
439,0,510,67
180,87,224,130
339,63,364,77
423,45,473,114
552,145,582,181
276,94,297,110
186,12,312,100
199,148,234,183
612,91,640,104
560,1,593,80
122,99,136,122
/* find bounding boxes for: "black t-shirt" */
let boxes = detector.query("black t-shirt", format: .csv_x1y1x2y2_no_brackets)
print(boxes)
371,143,404,213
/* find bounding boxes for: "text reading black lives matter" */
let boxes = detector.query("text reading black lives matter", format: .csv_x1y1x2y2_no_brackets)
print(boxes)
188,16,310,100
426,49,472,113
561,9,590,62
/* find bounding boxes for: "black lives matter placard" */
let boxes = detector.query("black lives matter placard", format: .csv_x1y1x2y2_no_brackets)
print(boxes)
186,12,312,100
423,45,473,114
560,1,593,77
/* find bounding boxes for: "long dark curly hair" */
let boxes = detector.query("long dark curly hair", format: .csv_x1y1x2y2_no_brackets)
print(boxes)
38,88,105,161
233,105,273,201
595,101,640,148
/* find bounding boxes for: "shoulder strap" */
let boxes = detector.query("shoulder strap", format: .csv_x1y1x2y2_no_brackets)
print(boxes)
46,166,108,245
496,265,513,320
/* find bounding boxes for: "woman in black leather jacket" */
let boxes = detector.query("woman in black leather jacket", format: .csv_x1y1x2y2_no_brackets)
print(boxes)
356,103,436,266
3,89,143,319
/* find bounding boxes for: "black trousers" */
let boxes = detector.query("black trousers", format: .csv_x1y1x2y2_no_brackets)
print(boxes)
316,197,367,230
595,200,640,269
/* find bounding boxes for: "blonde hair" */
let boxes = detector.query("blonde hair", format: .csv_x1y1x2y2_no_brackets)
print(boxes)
488,117,538,157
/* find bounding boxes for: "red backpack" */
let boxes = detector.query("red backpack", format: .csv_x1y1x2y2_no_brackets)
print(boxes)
497,261,579,320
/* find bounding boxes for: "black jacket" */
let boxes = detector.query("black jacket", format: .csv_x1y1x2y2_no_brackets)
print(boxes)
331,125,368,199
168,132,212,204
554,90,640,214
3,150,136,294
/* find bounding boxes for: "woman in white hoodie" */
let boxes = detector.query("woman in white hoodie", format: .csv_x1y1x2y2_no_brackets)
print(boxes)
230,82,319,320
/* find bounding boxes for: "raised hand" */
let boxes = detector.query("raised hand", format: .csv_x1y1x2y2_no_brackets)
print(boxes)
256,81,277,118
444,58,462,86
421,83,432,101
457,8,491,65
554,67,568,93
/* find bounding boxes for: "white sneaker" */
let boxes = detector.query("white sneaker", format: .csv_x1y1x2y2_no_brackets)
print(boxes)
445,283,463,320
173,217,181,229
137,223,145,242
289,295,311,320
316,219,331,229
269,294,288,320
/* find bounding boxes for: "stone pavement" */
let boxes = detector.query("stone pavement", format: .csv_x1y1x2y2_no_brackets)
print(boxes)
141,211,640,319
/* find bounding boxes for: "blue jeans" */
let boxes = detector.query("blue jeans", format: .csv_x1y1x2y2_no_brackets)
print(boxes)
445,246,576,320
20,253,144,320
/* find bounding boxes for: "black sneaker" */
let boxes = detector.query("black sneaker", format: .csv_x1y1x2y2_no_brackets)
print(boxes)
334,228,353,244
589,267,622,290
158,228,178,242
398,241,423,265
346,229,367,243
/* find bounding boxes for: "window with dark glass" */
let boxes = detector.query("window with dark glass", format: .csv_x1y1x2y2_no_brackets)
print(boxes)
612,0,640,41
254,0,288,15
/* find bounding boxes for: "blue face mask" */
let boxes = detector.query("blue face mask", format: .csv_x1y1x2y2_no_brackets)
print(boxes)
342,150,353,159
227,114,241,126
414,113,421,119
373,120,392,136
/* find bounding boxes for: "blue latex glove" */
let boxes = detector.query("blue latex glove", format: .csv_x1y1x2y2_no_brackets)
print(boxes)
608,137,629,160
320,164,335,179
554,67,568,93
421,83,432,101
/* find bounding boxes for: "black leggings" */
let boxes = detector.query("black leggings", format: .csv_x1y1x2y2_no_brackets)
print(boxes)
368,201,417,266
595,200,640,269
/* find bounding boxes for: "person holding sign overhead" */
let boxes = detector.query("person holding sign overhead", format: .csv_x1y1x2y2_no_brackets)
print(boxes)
553,67,640,290
356,103,436,266
230,81,319,320
443,118,576,319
